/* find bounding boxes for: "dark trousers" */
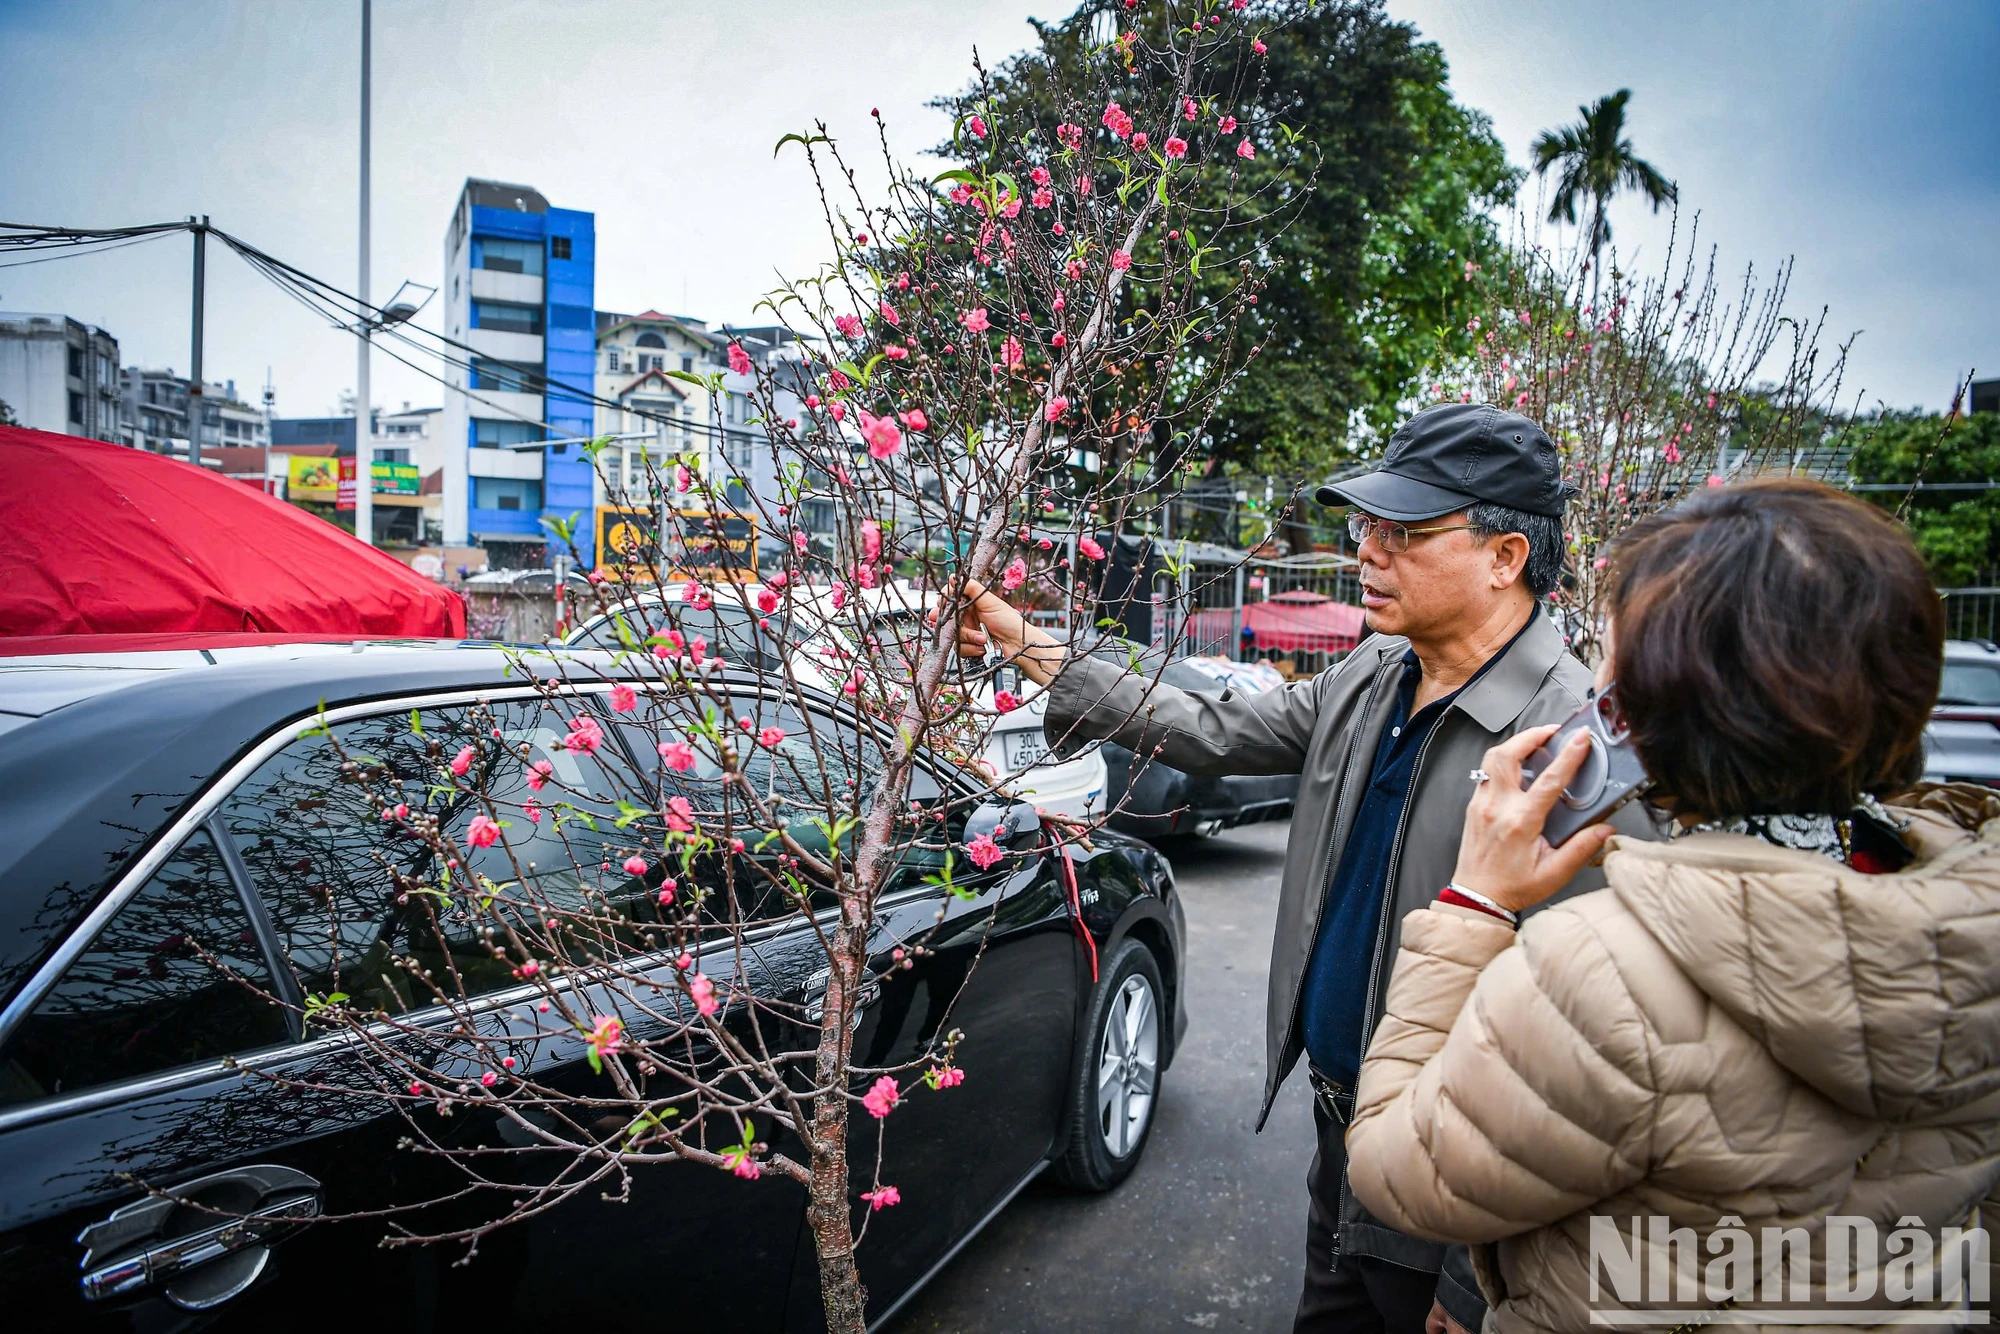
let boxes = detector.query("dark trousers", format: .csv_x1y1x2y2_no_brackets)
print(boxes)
1294,1088,1439,1334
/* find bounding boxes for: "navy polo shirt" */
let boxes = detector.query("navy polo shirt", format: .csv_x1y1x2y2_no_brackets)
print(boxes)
1299,612,1535,1090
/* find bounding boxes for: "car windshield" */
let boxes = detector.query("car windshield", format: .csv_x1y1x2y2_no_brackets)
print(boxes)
1939,662,2000,707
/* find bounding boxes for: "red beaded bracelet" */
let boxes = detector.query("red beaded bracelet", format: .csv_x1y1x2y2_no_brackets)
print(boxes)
1438,885,1519,928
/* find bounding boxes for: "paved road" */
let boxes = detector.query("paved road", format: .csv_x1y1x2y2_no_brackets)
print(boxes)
895,819,1315,1333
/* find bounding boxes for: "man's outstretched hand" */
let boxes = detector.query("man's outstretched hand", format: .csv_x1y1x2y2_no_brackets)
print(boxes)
947,577,1065,688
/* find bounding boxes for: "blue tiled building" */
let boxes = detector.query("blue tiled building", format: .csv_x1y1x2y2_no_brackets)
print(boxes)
439,179,597,566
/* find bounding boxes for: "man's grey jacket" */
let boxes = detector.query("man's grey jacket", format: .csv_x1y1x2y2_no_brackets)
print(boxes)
1044,611,1655,1282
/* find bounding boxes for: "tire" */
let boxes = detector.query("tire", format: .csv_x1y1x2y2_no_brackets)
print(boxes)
1051,938,1165,1192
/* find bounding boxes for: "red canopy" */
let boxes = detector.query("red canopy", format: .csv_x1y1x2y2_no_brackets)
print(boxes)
1190,589,1366,655
0,426,464,638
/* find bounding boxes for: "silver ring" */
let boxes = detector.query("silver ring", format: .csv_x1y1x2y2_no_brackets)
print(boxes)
1469,768,1491,784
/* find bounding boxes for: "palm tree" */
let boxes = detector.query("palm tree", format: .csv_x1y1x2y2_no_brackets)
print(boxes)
1531,89,1676,271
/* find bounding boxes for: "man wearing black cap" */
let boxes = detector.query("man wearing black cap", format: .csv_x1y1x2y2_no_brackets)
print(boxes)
956,403,1653,1333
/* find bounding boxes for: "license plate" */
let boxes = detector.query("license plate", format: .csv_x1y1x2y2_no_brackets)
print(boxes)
1003,729,1050,769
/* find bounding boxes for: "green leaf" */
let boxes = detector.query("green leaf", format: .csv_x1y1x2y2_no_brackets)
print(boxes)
408,709,424,737
773,131,829,158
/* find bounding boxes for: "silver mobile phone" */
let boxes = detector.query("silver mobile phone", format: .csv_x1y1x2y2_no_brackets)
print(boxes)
1519,684,1651,846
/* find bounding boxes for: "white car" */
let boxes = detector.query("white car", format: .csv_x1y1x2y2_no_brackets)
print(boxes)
563,583,1107,821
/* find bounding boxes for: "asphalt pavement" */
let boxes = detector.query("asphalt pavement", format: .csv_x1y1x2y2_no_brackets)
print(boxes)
894,818,1316,1333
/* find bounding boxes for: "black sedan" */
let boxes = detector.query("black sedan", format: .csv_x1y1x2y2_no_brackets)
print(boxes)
0,640,1184,1331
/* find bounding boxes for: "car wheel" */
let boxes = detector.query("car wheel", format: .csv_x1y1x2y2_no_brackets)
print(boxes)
1051,938,1163,1192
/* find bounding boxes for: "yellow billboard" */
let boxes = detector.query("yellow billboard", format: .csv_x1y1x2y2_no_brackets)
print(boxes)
287,455,340,503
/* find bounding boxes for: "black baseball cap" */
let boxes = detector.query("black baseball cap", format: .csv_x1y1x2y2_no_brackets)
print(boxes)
1315,402,1567,521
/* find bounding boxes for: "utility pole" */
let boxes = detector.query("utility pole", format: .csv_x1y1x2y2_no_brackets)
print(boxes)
187,216,207,468
354,0,374,545
261,366,275,495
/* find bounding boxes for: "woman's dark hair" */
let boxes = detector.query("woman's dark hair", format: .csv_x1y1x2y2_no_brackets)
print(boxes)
1607,477,1943,818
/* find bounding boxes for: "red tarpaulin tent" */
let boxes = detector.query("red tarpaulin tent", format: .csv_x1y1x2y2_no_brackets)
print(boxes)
0,426,464,638
1189,589,1367,655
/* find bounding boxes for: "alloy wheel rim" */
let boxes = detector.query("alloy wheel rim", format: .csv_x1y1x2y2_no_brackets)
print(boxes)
1095,973,1158,1158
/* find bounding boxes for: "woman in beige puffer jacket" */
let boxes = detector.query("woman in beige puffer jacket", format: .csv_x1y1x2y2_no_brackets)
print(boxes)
1345,481,2000,1332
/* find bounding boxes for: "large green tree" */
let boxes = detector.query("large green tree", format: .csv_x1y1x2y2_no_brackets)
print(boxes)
1849,410,2000,587
933,0,1516,480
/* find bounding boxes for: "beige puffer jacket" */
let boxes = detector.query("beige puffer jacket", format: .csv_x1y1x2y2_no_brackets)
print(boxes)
1347,785,2000,1332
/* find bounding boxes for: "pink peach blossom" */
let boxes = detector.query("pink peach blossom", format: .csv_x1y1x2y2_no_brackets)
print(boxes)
1183,97,1198,121
862,1075,901,1118
658,740,696,771
1001,336,1025,369
1164,136,1188,159
1111,250,1132,271
562,715,604,754
1045,396,1070,421
588,1014,624,1059
964,832,1004,870
526,759,554,791
758,726,787,749
879,301,899,327
993,689,1021,714
883,345,908,361
1253,38,1267,54
967,114,987,139
861,1186,902,1210
608,684,637,713
623,855,648,876
1219,115,1238,133
960,307,990,333
1236,138,1256,160
690,972,719,1017
1055,121,1083,150
727,343,751,375
1100,101,1134,140
834,314,862,339
1078,535,1106,560
858,410,903,460
1001,556,1027,591
467,814,501,848
450,745,475,775
900,407,928,432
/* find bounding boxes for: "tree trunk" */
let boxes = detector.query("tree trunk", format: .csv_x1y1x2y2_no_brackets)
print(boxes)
804,916,869,1333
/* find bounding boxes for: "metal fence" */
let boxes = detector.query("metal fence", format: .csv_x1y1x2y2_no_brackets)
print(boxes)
1942,588,2000,644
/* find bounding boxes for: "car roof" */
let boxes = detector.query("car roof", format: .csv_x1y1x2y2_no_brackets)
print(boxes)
1945,639,2000,661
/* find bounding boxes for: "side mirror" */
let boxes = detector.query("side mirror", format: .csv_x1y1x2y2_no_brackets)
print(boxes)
965,799,1043,851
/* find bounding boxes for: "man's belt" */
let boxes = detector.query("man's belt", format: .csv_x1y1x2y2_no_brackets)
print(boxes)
1308,1065,1355,1125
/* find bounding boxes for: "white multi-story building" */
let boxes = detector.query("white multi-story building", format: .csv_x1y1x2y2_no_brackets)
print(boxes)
0,312,120,442
118,368,266,456
591,312,810,545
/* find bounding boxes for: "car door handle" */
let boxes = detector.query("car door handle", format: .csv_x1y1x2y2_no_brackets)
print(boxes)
79,1164,321,1310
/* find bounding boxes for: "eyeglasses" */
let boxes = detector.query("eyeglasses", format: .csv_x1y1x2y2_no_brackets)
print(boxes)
1347,512,1479,554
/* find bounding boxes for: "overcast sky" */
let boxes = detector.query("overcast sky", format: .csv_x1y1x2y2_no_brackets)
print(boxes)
2,0,1992,424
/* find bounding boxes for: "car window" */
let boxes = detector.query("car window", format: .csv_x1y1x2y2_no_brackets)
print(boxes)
0,828,290,1107
572,599,799,674
1939,662,2000,707
218,700,650,1015
616,695,966,915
